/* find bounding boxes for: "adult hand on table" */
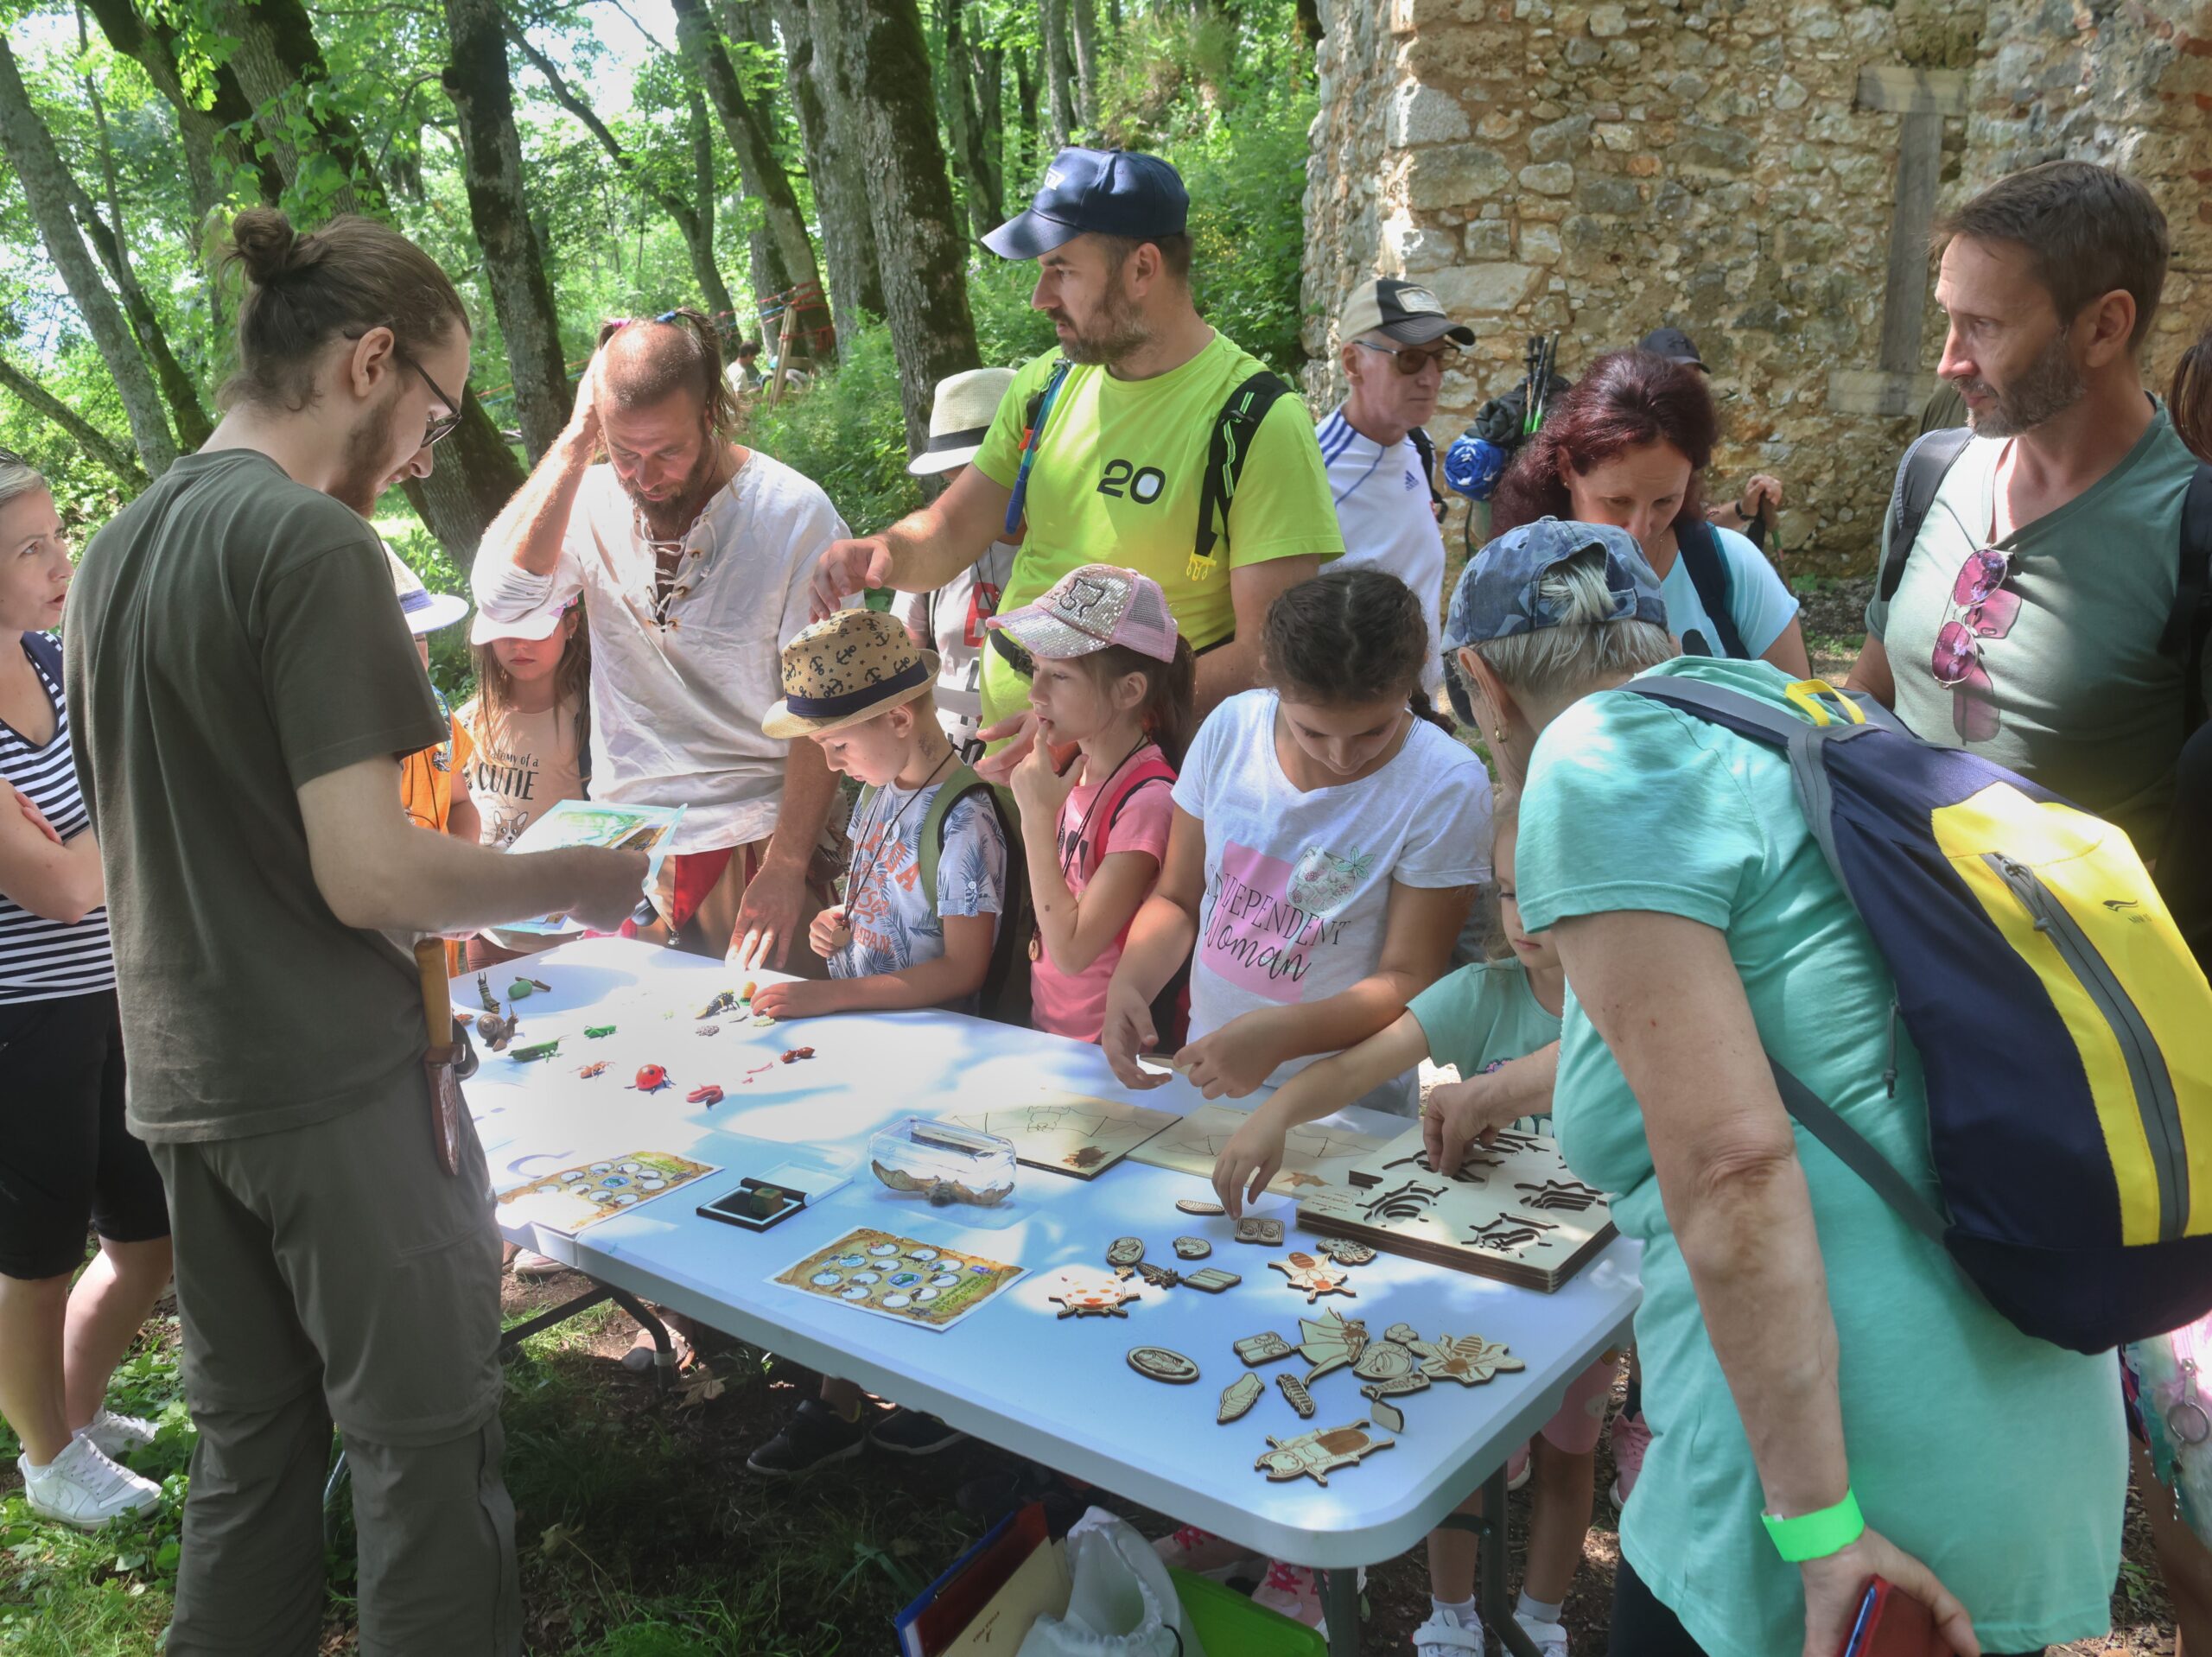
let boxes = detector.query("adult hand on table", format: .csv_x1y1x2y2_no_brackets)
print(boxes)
1101,977,1170,1089
1175,1010,1285,1101
728,860,806,971
1799,1532,1978,1657
1212,1108,1288,1217
808,535,892,622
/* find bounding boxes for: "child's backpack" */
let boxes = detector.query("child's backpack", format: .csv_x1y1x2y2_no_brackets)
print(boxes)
859,764,1033,1026
1628,672,2212,1354
1072,750,1189,1051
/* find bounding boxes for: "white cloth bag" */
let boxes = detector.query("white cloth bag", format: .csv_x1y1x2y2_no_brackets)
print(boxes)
1014,1508,1206,1657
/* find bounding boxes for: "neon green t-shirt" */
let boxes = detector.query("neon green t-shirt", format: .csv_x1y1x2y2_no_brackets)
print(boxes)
971,333,1344,723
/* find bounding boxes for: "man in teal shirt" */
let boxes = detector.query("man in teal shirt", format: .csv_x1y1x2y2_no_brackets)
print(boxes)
1850,160,2207,849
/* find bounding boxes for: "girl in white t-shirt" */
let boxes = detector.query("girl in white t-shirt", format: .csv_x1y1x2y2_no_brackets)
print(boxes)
448,600,590,968
1102,566,1492,1113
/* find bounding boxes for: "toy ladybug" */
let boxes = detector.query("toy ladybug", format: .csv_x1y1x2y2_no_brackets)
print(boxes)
630,1064,671,1092
686,1084,724,1107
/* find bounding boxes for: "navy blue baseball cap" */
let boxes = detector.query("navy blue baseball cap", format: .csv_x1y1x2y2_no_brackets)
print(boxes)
982,148,1190,261
1442,517,1666,655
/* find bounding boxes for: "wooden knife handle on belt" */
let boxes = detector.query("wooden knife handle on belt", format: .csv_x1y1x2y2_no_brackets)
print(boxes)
415,938,466,1177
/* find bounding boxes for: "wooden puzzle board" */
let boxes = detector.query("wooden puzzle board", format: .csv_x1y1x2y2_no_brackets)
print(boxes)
945,1094,1178,1179
495,1151,718,1236
1128,1103,1395,1197
1295,1125,1614,1292
772,1226,1024,1332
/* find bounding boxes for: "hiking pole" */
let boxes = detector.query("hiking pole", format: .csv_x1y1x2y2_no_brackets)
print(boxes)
1530,332,1561,431
1522,336,1542,435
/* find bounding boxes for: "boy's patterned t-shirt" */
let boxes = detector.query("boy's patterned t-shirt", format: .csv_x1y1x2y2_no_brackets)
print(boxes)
830,776,1007,996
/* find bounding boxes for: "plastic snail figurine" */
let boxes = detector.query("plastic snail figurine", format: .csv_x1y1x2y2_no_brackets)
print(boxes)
870,1160,1014,1208
686,1084,725,1107
631,1064,671,1092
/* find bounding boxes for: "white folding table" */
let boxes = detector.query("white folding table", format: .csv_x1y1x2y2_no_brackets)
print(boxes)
462,937,1642,1656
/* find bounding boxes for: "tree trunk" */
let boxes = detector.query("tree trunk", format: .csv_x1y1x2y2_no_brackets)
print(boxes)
0,356,148,489
973,41,1004,225
808,0,980,454
670,0,833,353
770,0,884,345
1039,0,1075,146
1067,0,1099,136
442,0,570,461
66,176,213,450
1294,0,1321,48
944,0,1002,238
207,0,524,555
685,87,739,325
79,0,283,216
1012,45,1039,156
0,35,175,476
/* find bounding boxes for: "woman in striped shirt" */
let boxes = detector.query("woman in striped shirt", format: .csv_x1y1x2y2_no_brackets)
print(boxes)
0,452,170,1528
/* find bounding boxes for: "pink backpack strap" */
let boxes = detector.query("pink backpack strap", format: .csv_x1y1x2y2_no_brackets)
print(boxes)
1079,752,1177,882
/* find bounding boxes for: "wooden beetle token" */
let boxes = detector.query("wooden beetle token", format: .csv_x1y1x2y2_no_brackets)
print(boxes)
1173,1236,1212,1260
1313,1237,1376,1267
1218,1372,1263,1424
1105,1235,1146,1268
1234,1330,1294,1366
1255,1421,1395,1485
1276,1374,1317,1419
1128,1346,1200,1385
1234,1216,1283,1246
1270,1252,1357,1304
1177,1197,1226,1216
1184,1267,1242,1293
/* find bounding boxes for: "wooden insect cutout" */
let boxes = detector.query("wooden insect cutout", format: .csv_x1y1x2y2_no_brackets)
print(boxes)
1313,1237,1375,1267
1217,1374,1263,1424
1127,1347,1199,1384
1270,1252,1356,1304
1407,1332,1526,1386
1255,1421,1395,1485
1276,1374,1317,1419
1234,1331,1294,1366
1234,1216,1284,1246
1050,1271,1142,1319
1513,1178,1605,1212
1296,1309,1370,1384
1465,1214,1560,1253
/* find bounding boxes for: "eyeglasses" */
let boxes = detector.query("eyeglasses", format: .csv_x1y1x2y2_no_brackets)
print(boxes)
1931,544,2021,741
1355,340,1458,377
397,351,463,449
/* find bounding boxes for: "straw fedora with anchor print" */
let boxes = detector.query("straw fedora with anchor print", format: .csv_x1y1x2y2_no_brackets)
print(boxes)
762,609,942,739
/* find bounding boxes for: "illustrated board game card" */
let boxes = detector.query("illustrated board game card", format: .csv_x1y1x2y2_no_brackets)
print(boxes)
773,1226,1024,1332
946,1094,1178,1179
496,1151,719,1236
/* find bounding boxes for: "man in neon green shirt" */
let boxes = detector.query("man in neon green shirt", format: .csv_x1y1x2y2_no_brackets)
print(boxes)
809,147,1342,777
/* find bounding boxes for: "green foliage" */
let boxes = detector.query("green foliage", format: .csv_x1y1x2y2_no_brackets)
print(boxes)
743,322,923,538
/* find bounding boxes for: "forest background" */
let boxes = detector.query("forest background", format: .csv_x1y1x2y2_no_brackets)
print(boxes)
0,0,1313,698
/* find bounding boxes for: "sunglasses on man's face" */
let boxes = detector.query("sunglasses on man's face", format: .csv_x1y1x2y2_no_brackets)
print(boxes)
1355,340,1457,377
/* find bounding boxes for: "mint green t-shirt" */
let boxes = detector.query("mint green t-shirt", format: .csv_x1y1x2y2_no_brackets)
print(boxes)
1865,409,2204,848
1516,657,2124,1657
1408,956,1564,1138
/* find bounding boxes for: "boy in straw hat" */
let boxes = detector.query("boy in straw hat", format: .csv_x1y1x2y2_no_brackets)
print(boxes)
748,607,1006,1471
898,367,1024,765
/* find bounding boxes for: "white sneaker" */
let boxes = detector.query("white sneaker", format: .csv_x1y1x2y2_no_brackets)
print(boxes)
1412,1605,1486,1656
79,1407,157,1462
1514,1610,1570,1655
511,1250,568,1279
18,1435,161,1528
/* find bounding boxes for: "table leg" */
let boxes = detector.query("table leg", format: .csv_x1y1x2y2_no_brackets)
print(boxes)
1322,1565,1361,1657
1478,1463,1542,1657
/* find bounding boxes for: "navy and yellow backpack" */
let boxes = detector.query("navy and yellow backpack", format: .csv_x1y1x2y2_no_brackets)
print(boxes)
1630,673,2212,1353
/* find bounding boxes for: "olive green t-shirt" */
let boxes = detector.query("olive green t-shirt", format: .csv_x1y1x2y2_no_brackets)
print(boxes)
970,333,1343,724
1865,410,2207,848
66,449,447,1142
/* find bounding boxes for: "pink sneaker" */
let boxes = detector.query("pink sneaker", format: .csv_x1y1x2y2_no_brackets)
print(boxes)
1251,1559,1326,1629
1609,1409,1650,1508
1153,1524,1262,1581
1505,1443,1531,1491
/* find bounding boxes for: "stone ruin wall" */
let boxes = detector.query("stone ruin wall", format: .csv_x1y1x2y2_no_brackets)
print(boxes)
1303,0,2212,581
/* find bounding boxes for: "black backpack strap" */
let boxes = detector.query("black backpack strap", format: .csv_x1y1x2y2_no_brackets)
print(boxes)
1769,1057,1949,1245
1192,370,1294,586
2160,461,2212,734
1674,519,1750,660
1408,425,1445,514
1878,426,1975,604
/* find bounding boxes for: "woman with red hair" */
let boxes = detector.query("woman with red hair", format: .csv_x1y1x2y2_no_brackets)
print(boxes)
1491,349,1809,675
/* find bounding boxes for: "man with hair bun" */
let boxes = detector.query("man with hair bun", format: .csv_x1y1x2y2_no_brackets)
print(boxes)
66,207,645,1657
472,308,848,971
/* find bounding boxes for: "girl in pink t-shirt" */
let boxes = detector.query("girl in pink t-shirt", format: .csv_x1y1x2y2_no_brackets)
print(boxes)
995,565,1194,1043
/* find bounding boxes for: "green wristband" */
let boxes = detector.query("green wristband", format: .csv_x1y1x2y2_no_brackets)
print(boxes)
1760,1488,1865,1563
